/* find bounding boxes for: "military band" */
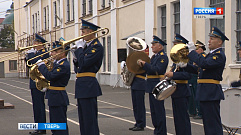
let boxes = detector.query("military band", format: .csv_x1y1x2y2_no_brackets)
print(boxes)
25,34,49,135
23,18,236,135
137,36,168,135
165,34,192,135
37,41,70,135
184,26,228,135
73,19,103,135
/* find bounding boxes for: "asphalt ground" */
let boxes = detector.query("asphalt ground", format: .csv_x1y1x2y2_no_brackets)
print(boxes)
0,78,240,135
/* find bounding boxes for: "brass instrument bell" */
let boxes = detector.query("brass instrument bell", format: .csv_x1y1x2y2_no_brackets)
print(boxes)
170,43,189,64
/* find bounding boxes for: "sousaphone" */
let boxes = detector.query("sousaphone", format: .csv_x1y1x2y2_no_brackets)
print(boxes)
126,37,150,74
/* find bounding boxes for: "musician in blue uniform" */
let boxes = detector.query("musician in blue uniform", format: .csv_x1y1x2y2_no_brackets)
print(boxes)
72,19,103,135
230,41,241,87
137,36,168,135
25,34,49,135
129,55,146,131
185,26,228,135
37,41,70,135
188,40,206,119
165,34,192,135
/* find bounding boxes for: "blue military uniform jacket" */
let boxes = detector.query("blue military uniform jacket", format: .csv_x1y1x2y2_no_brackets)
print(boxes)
131,72,146,91
186,48,225,101
74,38,103,98
38,58,70,106
25,49,49,89
171,64,192,98
143,50,168,93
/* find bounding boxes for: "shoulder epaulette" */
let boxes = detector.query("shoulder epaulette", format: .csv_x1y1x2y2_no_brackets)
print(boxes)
59,61,64,65
216,51,220,53
94,41,98,45
160,52,164,55
42,49,45,52
202,54,206,57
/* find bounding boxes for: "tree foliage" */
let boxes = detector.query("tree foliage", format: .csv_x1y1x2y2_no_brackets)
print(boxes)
0,24,15,48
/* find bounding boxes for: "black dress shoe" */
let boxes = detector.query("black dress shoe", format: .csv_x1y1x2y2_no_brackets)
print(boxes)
132,127,144,131
129,126,136,130
29,130,46,134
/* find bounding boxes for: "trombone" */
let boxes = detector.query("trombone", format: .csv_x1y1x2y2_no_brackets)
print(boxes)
16,42,51,53
0,42,50,60
26,27,109,67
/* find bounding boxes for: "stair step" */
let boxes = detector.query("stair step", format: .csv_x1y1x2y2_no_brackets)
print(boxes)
0,99,4,109
3,103,14,109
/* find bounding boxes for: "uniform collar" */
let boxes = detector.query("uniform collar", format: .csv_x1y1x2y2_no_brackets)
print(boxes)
56,58,66,64
210,47,222,54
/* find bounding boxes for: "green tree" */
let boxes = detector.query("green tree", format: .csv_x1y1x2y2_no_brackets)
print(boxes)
0,24,15,48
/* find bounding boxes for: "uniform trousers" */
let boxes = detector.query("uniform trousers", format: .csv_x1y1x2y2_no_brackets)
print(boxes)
49,106,69,135
149,94,167,135
30,88,46,124
200,100,223,135
131,89,146,128
77,97,99,135
172,97,191,135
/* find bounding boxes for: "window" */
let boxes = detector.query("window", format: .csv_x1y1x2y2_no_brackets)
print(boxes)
173,2,180,34
37,11,40,32
32,15,35,33
35,13,37,32
47,6,49,29
53,1,57,27
89,0,93,14
237,0,241,62
102,37,106,72
161,5,166,51
72,0,75,20
67,0,70,22
43,7,47,30
210,0,225,50
82,0,86,16
102,0,105,9
109,0,111,7
9,60,17,71
107,36,111,72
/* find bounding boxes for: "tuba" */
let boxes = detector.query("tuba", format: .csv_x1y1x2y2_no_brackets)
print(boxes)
121,37,149,86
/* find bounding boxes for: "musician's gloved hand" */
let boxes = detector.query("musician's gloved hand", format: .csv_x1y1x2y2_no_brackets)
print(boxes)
40,88,47,92
231,80,241,87
70,46,77,62
75,39,86,48
36,59,45,66
27,48,36,54
120,61,126,69
176,62,187,68
187,42,195,53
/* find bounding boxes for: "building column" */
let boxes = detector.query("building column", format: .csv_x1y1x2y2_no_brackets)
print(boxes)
145,0,154,56
39,0,42,32
180,0,193,42
48,0,52,41
92,0,98,24
60,0,64,38
110,1,118,86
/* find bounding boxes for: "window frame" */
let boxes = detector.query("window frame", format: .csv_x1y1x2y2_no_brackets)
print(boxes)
173,2,180,34
9,60,17,71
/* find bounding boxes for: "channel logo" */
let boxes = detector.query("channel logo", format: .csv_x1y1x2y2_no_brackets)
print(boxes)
194,7,223,15
194,7,223,19
18,123,66,130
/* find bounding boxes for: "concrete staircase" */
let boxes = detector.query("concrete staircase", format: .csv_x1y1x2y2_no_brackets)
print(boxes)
0,99,14,109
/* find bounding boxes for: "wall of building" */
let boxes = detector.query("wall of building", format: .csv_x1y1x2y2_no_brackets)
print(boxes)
14,0,241,87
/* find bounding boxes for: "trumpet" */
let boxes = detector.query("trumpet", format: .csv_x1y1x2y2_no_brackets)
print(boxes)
26,27,109,67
